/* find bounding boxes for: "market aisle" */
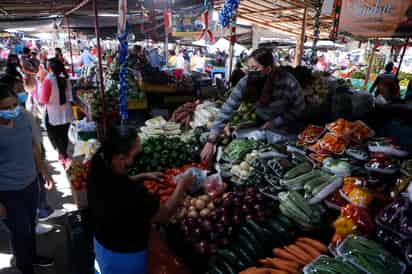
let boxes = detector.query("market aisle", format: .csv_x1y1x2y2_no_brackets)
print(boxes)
0,132,77,274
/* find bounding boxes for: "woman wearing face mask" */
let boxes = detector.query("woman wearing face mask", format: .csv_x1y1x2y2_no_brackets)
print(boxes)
88,126,195,274
201,48,306,164
39,58,73,168
0,83,55,274
0,75,66,233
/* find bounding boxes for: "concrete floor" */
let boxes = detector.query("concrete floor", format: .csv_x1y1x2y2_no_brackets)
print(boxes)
0,133,82,274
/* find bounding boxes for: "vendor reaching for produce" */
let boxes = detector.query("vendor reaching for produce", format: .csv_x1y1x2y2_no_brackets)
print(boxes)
87,126,195,274
201,48,305,164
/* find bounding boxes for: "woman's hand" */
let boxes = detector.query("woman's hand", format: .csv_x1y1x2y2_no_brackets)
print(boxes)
129,172,165,183
262,121,274,129
43,173,55,190
201,142,216,167
143,172,165,182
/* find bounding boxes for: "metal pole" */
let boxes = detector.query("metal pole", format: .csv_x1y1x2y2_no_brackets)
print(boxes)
92,0,107,134
396,37,410,79
228,14,236,85
165,33,169,66
65,16,75,77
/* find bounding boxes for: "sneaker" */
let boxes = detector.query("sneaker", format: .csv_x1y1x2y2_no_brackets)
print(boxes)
33,256,54,267
35,223,54,235
38,209,67,222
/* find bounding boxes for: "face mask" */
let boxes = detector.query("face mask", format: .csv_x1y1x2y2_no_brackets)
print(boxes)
0,106,22,120
248,71,267,82
17,92,28,105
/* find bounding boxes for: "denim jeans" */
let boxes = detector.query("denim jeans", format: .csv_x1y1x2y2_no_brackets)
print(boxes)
0,179,39,274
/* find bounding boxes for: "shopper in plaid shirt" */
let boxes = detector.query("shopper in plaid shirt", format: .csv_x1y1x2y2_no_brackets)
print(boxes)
201,48,305,164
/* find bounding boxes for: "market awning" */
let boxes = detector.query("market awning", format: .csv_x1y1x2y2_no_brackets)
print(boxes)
215,0,334,40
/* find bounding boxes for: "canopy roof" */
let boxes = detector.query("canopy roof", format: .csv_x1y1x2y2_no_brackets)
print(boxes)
215,0,333,40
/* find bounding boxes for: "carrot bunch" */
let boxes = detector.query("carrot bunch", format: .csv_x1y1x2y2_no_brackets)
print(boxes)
258,237,328,274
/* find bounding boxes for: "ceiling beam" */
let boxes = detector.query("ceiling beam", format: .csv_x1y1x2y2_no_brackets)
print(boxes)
239,6,301,16
65,0,90,16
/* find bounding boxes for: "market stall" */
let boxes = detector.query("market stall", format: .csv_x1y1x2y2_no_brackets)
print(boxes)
117,99,412,274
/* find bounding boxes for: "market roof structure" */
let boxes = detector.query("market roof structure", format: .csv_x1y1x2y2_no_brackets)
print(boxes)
215,0,334,40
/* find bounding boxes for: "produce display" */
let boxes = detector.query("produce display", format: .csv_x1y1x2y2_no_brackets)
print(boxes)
230,102,257,126
190,101,220,129
114,75,412,274
170,101,199,129
258,237,328,274
180,187,275,257
140,116,182,138
130,135,197,173
67,161,90,191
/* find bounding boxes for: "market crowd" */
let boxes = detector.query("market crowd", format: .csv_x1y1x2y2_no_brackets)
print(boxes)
1,41,412,274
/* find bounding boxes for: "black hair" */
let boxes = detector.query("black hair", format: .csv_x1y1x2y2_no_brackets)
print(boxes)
0,74,19,95
22,47,31,55
55,48,62,55
249,48,274,67
0,83,15,101
100,126,138,165
49,58,69,105
235,62,242,69
385,62,394,72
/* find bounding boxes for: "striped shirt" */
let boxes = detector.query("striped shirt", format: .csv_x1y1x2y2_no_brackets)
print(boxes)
210,69,305,135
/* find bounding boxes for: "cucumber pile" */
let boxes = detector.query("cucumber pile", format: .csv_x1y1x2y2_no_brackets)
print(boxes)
305,235,407,274
278,191,322,229
207,215,295,274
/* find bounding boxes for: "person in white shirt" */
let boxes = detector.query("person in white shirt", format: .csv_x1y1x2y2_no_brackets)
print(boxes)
39,58,73,168
195,51,206,73
175,50,185,70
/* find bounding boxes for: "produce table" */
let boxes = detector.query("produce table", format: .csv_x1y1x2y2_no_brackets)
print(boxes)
131,113,412,274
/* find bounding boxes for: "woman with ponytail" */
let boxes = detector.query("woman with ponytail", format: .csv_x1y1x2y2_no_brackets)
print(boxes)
39,58,73,168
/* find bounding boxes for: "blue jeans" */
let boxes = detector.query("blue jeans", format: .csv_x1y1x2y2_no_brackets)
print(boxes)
37,174,52,219
94,238,148,274
0,179,39,274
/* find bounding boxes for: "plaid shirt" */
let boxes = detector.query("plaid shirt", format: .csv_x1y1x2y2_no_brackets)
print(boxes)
210,69,305,135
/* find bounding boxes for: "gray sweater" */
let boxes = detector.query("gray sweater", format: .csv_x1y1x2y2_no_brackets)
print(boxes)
210,70,305,135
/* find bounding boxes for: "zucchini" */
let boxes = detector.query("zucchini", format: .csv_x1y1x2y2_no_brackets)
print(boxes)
265,219,287,234
216,249,245,271
259,224,287,246
287,191,313,218
232,245,254,267
238,234,258,259
218,257,237,274
284,162,312,179
276,214,294,229
245,220,265,243
304,176,328,192
209,265,227,274
280,170,321,189
311,182,330,196
239,226,264,258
